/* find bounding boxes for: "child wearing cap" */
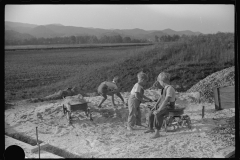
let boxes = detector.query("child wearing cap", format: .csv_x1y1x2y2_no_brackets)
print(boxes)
97,76,127,108
127,72,152,131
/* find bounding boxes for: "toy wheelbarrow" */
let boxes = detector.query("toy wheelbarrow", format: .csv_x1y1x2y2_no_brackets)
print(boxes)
62,101,93,124
162,107,191,132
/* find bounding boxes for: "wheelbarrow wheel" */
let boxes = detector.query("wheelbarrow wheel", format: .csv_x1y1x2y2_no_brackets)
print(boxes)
67,112,71,124
172,118,179,131
62,105,66,115
163,119,168,132
186,116,192,129
89,112,93,121
178,118,183,126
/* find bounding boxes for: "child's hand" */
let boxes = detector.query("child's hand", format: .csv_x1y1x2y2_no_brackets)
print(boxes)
148,99,153,102
153,110,159,115
144,99,152,103
151,105,157,111
141,100,146,103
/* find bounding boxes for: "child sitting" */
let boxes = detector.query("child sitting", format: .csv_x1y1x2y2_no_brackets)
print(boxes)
144,72,176,138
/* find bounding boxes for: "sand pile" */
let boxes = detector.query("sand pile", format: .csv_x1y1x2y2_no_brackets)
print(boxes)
28,87,81,103
5,89,235,158
187,66,235,103
5,65,236,158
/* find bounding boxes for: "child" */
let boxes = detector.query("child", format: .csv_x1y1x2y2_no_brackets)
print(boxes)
97,76,127,108
144,72,176,139
127,72,152,131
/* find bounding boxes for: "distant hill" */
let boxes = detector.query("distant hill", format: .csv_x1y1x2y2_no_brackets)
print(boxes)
150,28,202,36
46,23,64,26
114,28,150,38
44,24,109,37
5,21,38,28
5,30,34,41
177,30,202,36
160,28,179,35
27,25,63,38
5,21,203,40
145,31,168,40
5,21,39,34
5,25,13,30
99,31,126,38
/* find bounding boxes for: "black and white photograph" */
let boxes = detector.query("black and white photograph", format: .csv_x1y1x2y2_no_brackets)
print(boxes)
4,4,235,158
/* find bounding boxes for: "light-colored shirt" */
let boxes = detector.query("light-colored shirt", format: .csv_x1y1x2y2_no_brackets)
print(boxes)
130,83,144,97
104,81,118,92
165,85,176,103
157,85,176,110
97,81,119,95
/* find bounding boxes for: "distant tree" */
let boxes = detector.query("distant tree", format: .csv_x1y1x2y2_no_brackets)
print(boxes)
77,36,85,44
90,36,99,43
70,35,76,44
38,37,45,44
99,35,110,43
114,35,123,43
155,35,159,42
123,37,131,43
172,34,180,41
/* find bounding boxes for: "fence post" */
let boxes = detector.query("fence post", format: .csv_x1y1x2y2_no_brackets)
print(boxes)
202,106,205,119
36,127,40,159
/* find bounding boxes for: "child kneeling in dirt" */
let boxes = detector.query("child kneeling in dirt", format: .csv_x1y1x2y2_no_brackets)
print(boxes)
97,76,127,108
127,72,152,131
144,72,176,138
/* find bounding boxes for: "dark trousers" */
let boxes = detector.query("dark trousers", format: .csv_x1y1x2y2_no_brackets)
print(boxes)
147,107,169,130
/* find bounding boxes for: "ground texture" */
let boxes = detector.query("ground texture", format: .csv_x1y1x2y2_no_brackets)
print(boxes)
5,90,235,158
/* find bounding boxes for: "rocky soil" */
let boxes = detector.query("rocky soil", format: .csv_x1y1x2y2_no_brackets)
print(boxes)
187,66,235,103
5,90,235,158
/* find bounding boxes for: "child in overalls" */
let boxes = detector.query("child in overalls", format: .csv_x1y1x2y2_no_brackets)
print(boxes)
144,72,176,138
127,72,152,131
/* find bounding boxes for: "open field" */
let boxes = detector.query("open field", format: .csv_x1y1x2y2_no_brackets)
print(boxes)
5,43,153,51
5,33,234,102
5,45,151,101
5,33,235,158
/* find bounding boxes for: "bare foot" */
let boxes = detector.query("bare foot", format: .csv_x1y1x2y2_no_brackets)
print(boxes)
151,133,161,139
127,126,134,131
144,129,155,133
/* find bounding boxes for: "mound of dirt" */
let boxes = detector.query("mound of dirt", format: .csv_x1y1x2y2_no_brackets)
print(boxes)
28,87,82,103
187,66,235,103
5,90,235,158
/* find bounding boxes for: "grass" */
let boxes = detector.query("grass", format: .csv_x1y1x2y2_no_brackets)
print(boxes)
5,45,149,101
5,33,234,102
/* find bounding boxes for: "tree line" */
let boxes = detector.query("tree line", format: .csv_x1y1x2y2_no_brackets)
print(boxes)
155,34,181,42
5,34,149,45
5,32,233,47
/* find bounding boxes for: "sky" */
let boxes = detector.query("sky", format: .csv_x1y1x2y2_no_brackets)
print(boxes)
5,5,234,34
